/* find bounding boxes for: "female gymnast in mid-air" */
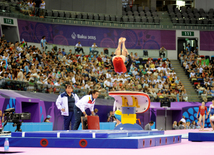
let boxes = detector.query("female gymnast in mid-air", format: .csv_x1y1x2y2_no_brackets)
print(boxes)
112,37,132,73
197,102,207,131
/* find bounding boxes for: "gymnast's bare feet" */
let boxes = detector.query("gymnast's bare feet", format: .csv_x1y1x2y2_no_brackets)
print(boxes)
119,37,123,43
122,37,126,42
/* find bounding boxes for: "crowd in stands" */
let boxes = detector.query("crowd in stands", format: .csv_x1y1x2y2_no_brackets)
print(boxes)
172,120,198,130
179,45,214,102
173,116,200,130
19,0,45,18
0,34,188,101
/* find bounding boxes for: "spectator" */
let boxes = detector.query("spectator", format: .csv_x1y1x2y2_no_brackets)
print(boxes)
61,48,66,55
28,0,34,16
159,46,166,58
190,121,196,129
186,122,191,129
17,69,24,81
172,121,178,130
134,53,139,61
201,90,207,102
94,108,99,116
75,42,84,54
182,89,188,101
178,121,185,129
186,44,191,52
40,36,47,52
44,115,51,122
35,0,42,17
107,111,114,122
90,43,99,55
40,0,45,18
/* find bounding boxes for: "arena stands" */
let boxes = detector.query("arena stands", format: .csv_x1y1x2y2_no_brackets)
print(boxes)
0,34,188,102
1,1,161,25
168,5,214,26
179,50,214,102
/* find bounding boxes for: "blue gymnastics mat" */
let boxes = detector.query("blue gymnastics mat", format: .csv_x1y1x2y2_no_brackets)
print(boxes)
0,134,181,149
189,132,214,142
11,130,164,138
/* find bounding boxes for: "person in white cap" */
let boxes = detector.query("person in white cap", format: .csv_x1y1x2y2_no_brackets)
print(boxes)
44,115,51,122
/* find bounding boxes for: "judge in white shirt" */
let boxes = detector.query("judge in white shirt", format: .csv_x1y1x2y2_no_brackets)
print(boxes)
73,90,99,130
75,41,84,54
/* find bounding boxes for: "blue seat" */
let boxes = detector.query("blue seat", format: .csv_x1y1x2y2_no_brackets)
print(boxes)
153,58,158,61
211,55,214,58
163,58,167,61
135,61,140,64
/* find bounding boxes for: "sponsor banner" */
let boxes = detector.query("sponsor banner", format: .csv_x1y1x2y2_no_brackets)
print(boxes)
18,20,176,50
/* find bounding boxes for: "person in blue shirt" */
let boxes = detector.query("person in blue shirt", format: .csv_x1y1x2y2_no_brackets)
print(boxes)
186,44,191,52
62,48,66,56
40,36,47,52
56,82,79,130
24,62,29,74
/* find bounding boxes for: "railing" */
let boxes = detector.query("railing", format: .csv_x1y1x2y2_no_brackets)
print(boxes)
0,1,214,31
0,79,203,102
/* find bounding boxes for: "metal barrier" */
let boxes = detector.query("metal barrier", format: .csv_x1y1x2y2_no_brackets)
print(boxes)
0,79,202,102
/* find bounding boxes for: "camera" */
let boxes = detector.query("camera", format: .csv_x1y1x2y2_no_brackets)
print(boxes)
3,108,31,132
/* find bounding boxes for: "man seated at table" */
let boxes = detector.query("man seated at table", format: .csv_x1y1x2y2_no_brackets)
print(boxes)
144,121,154,130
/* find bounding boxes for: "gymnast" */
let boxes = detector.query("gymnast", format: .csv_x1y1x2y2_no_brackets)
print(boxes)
207,99,214,131
197,102,207,130
112,37,133,73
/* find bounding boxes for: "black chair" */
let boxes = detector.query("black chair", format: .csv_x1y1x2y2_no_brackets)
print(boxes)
159,51,165,58
104,48,109,55
143,50,148,57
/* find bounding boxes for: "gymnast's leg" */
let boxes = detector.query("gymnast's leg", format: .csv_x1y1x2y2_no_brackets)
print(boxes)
198,114,202,129
202,114,205,130
122,38,128,56
115,38,123,56
122,38,132,72
210,115,214,131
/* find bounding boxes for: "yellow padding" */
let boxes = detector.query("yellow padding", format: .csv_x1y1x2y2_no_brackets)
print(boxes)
115,110,122,115
121,96,128,107
121,114,136,124
131,96,140,108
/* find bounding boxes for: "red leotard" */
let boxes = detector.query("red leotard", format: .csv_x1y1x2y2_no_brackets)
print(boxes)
113,57,127,73
197,106,207,116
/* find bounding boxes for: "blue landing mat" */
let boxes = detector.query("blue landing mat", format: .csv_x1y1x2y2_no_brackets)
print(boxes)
0,134,181,149
189,132,214,142
11,130,164,138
